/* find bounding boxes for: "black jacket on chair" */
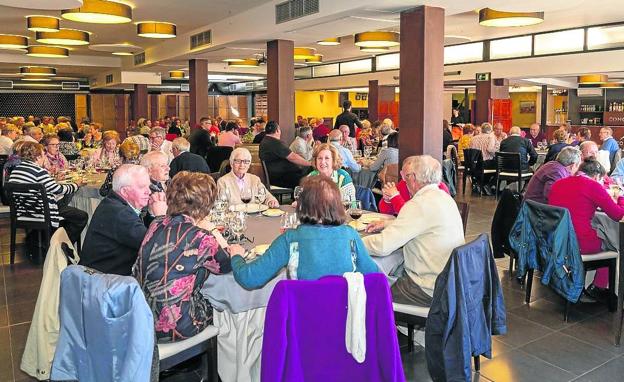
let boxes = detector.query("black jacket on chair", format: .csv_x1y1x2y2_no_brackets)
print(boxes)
491,189,522,258
499,135,538,170
169,151,210,179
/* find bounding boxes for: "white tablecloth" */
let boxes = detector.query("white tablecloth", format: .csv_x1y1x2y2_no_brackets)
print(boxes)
67,172,106,242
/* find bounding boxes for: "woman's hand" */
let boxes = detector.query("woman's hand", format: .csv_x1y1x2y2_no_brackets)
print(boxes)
268,199,279,208
227,244,246,258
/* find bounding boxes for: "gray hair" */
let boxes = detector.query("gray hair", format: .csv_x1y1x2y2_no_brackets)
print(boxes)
509,126,521,135
298,126,312,139
229,147,252,165
26,126,42,137
150,127,166,138
140,150,167,169
172,137,190,152
112,164,149,193
328,129,342,142
481,123,492,134
556,146,582,167
403,155,442,186
338,125,350,134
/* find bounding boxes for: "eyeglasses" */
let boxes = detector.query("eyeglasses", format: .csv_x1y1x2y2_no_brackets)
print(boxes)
47,143,60,147
401,171,416,180
233,159,251,165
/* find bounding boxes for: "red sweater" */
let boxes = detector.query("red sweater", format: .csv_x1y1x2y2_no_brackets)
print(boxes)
548,175,624,254
378,180,450,215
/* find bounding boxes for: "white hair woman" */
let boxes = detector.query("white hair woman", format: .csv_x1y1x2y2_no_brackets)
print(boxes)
217,147,279,207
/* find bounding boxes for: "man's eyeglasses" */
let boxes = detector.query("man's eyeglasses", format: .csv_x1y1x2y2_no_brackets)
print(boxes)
233,159,251,165
401,171,416,180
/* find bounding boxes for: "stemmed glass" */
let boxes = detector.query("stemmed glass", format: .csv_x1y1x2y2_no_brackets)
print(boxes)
256,186,266,205
346,200,363,229
229,211,247,243
293,186,303,202
280,213,298,233
240,186,253,213
364,146,373,159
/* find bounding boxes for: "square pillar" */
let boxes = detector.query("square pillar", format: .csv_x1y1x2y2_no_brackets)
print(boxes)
368,80,379,122
189,59,208,128
131,84,148,122
267,40,295,144
399,6,445,164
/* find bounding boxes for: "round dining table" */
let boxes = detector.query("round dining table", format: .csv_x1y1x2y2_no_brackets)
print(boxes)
200,205,402,382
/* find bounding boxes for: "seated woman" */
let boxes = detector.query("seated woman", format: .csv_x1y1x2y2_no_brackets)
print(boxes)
90,130,122,169
99,140,141,197
217,121,241,148
308,143,356,202
41,134,69,174
57,128,79,157
544,129,569,163
134,171,243,342
549,158,624,296
84,123,103,148
230,176,379,289
368,132,399,172
457,124,474,162
216,147,279,207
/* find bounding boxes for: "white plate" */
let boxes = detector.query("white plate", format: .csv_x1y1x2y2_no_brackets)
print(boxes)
229,203,269,213
262,208,285,217
359,213,395,225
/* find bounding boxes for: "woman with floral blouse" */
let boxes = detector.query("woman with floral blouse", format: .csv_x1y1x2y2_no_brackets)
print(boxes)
133,171,244,342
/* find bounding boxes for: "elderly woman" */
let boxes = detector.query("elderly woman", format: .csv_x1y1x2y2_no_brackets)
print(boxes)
308,143,356,202
84,123,102,148
217,147,279,207
8,142,87,245
57,128,79,157
357,119,374,148
545,129,570,163
91,130,122,169
549,158,624,297
230,176,379,289
99,140,141,197
134,171,243,342
369,132,399,172
42,134,69,174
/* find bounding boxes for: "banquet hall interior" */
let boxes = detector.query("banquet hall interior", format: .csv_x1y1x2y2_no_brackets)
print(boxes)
1,0,624,381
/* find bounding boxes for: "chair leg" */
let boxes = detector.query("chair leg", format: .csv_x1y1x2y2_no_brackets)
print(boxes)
407,323,414,353
37,230,43,263
496,177,500,200
525,269,534,304
10,224,16,265
508,252,514,279
473,356,480,372
199,350,209,382
210,337,219,382
563,299,570,322
462,173,467,195
608,258,617,312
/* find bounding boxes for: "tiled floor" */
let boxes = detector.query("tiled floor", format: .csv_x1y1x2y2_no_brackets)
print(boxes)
1,189,623,381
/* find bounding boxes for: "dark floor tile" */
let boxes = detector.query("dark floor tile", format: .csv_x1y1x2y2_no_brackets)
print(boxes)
501,286,532,310
520,331,615,376
400,347,432,382
7,300,35,326
480,350,575,382
562,316,624,355
490,338,514,358
4,283,40,305
572,355,624,381
509,299,589,330
10,322,30,356
0,306,9,328
496,313,553,348
0,327,13,381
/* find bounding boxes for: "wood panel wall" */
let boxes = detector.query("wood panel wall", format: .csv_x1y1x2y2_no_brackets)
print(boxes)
75,94,88,123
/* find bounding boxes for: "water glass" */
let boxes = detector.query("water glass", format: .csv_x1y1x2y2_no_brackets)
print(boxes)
256,186,266,205
364,146,373,158
229,211,246,243
293,186,303,201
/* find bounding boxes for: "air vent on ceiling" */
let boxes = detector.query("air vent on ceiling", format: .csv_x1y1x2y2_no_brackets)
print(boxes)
105,74,114,84
275,0,319,24
134,52,145,66
180,83,189,91
191,30,212,49
62,82,80,90
0,80,13,89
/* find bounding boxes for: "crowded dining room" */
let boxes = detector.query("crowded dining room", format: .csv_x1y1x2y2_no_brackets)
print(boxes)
1,0,624,381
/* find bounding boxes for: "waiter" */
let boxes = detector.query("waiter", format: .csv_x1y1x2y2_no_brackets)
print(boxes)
334,100,362,149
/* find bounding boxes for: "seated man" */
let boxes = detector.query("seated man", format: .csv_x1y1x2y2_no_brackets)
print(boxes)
189,117,216,158
329,130,360,173
289,126,314,161
363,155,464,306
526,123,546,148
469,123,497,168
140,151,170,192
252,118,267,144
169,137,210,179
148,127,173,163
524,146,581,204
80,165,167,275
259,121,311,189
599,127,620,165
499,125,538,170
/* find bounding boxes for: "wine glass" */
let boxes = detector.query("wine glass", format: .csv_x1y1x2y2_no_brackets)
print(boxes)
256,186,267,205
364,146,373,159
280,213,293,233
229,211,246,243
240,186,253,213
293,186,303,202
347,200,363,222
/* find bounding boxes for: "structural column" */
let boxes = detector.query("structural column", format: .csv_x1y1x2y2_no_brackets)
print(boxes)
189,59,208,128
267,39,295,144
399,6,445,163
368,80,379,122
131,84,148,121
540,84,548,131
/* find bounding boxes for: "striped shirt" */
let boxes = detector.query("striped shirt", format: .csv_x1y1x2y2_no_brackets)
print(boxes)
469,133,497,161
8,161,77,227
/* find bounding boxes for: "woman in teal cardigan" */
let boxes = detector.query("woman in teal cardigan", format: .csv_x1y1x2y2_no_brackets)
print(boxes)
229,176,379,289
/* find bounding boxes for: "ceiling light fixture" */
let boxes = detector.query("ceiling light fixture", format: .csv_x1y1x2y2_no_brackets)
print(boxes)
600,82,623,88
359,46,390,53
578,74,608,84
0,34,28,50
36,28,90,45
21,77,52,81
20,66,57,76
293,47,316,60
136,22,176,39
26,15,60,32
354,31,400,48
305,54,323,63
169,70,185,79
478,8,544,27
223,58,245,62
112,51,133,55
26,45,69,58
227,59,259,68
317,37,341,46
61,0,132,24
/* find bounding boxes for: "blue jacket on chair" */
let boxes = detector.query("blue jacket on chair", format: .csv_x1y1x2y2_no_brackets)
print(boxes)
425,234,507,382
51,265,155,382
508,200,584,303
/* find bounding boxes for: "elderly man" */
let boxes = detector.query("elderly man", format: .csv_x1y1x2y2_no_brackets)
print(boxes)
148,127,174,163
20,125,43,143
500,126,538,170
580,140,599,160
289,126,314,161
338,125,355,152
80,164,167,275
493,123,507,144
169,137,210,178
140,151,170,192
527,123,546,148
599,127,619,164
189,117,216,159
328,129,360,173
524,146,581,204
0,124,18,155
259,121,311,189
364,155,464,306
469,123,497,168
573,127,591,146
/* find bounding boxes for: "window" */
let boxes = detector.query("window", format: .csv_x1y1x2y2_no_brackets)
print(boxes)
339,59,372,75
444,42,483,64
588,25,624,50
490,36,532,59
534,29,584,55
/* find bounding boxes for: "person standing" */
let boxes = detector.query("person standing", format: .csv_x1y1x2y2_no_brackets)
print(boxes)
333,100,362,149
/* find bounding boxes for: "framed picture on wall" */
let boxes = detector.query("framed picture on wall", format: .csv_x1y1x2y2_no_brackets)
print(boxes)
519,101,536,113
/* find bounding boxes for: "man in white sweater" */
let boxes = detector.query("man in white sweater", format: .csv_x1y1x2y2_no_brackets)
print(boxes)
363,155,464,306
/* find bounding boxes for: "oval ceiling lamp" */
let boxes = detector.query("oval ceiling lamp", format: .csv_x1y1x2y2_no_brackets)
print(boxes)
354,31,399,48
0,0,82,9
21,77,53,81
293,47,316,60
600,82,623,88
169,70,185,79
223,58,245,62
20,66,57,76
0,34,29,50
360,46,390,53
228,59,259,68
90,42,141,56
478,8,544,27
112,51,133,55
317,37,341,46
27,45,69,58
27,16,60,32
62,0,132,24
305,54,323,63
36,28,90,45
578,74,608,84
137,22,176,39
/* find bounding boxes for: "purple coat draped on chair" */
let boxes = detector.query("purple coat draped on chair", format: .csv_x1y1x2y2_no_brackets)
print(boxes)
261,273,405,382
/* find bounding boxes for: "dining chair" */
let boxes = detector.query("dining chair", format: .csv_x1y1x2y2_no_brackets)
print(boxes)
494,152,533,200
462,149,495,196
260,160,294,203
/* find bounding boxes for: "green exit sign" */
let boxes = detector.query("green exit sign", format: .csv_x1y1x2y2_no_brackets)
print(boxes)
476,72,491,81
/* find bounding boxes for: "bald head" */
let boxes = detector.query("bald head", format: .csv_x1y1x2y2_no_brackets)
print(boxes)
580,140,599,160
328,129,342,142
509,126,521,135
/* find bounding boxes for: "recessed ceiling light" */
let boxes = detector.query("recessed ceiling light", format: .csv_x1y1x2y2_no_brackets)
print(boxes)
26,15,60,32
61,0,133,24
112,51,133,55
228,59,259,68
0,34,29,50
136,21,176,39
354,31,400,48
293,47,316,60
21,77,52,81
169,70,185,79
317,38,341,46
20,66,57,76
479,8,544,27
36,28,90,46
223,58,245,62
27,45,69,58
578,74,608,84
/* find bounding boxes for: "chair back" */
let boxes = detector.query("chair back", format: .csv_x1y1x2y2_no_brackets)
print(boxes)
5,182,52,231
446,145,460,185
260,160,271,187
205,146,233,174
495,152,522,177
355,185,378,212
462,148,485,177
455,201,470,235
